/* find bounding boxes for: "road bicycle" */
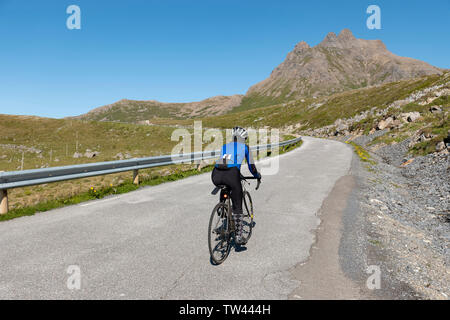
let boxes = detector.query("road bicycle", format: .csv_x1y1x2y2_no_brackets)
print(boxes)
208,175,260,265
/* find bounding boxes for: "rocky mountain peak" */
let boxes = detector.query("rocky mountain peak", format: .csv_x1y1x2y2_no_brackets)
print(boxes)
77,29,444,120
245,29,442,105
319,32,339,47
294,41,310,52
338,28,356,41
319,28,359,48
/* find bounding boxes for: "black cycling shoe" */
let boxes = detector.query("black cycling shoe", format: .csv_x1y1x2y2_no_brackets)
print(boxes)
235,235,247,246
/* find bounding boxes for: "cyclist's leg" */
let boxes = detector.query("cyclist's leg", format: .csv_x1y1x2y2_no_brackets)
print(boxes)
211,167,223,186
225,168,245,243
230,183,243,217
222,167,242,215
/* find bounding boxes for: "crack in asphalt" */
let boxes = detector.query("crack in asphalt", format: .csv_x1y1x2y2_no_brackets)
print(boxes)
159,259,196,299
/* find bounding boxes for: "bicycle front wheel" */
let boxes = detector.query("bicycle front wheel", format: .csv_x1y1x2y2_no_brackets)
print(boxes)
208,202,231,265
241,191,254,243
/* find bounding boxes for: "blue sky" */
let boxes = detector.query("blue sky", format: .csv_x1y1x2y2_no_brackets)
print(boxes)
0,0,448,118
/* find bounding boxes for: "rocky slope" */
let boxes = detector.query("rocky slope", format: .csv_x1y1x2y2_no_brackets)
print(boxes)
299,75,449,155
351,133,449,300
294,75,449,299
242,29,442,110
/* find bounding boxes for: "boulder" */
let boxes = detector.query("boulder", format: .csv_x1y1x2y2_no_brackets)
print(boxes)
334,122,349,136
418,134,430,142
436,141,446,152
73,152,83,158
391,119,402,129
377,117,394,130
429,105,442,113
444,131,450,146
400,159,414,167
423,132,434,139
334,119,349,133
400,112,421,122
114,152,124,160
370,199,383,205
84,151,100,158
407,112,419,122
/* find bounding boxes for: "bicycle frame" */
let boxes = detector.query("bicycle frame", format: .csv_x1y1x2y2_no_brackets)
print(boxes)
208,175,259,264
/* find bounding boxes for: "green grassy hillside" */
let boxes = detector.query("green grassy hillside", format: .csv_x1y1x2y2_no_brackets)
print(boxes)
0,116,183,211
0,115,178,172
76,100,185,122
149,73,448,131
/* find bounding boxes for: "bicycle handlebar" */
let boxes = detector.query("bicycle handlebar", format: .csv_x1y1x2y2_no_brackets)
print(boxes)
240,175,261,190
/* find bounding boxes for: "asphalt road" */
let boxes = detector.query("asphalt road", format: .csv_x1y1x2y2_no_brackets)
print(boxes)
0,137,353,299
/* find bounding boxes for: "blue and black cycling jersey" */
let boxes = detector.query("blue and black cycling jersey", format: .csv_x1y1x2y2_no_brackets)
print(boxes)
215,142,259,178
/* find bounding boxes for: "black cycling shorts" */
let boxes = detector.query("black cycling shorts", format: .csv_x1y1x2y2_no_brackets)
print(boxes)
211,166,243,215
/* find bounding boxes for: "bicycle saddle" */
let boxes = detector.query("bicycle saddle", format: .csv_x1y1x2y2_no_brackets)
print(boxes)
211,185,230,195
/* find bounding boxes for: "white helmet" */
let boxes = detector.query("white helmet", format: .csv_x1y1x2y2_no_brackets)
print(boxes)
232,126,248,141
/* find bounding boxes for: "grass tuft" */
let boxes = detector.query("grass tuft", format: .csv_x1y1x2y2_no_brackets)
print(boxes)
347,141,377,165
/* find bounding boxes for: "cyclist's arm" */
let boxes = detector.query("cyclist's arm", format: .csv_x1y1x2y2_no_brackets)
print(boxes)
245,145,261,179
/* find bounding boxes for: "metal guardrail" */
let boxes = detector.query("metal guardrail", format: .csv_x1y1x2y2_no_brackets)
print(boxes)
0,137,302,214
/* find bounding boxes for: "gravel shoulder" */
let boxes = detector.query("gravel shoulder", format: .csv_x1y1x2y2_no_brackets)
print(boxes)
349,133,449,299
289,134,449,300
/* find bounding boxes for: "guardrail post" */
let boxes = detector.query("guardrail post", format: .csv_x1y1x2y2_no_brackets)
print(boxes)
0,189,8,215
133,169,139,185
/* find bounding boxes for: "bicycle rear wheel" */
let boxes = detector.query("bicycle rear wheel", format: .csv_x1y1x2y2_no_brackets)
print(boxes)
208,202,231,265
241,191,254,243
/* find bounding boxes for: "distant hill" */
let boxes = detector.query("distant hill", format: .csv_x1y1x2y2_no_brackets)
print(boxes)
73,95,243,123
238,29,442,111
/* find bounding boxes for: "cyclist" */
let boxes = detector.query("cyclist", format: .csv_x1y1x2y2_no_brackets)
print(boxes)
211,127,261,245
